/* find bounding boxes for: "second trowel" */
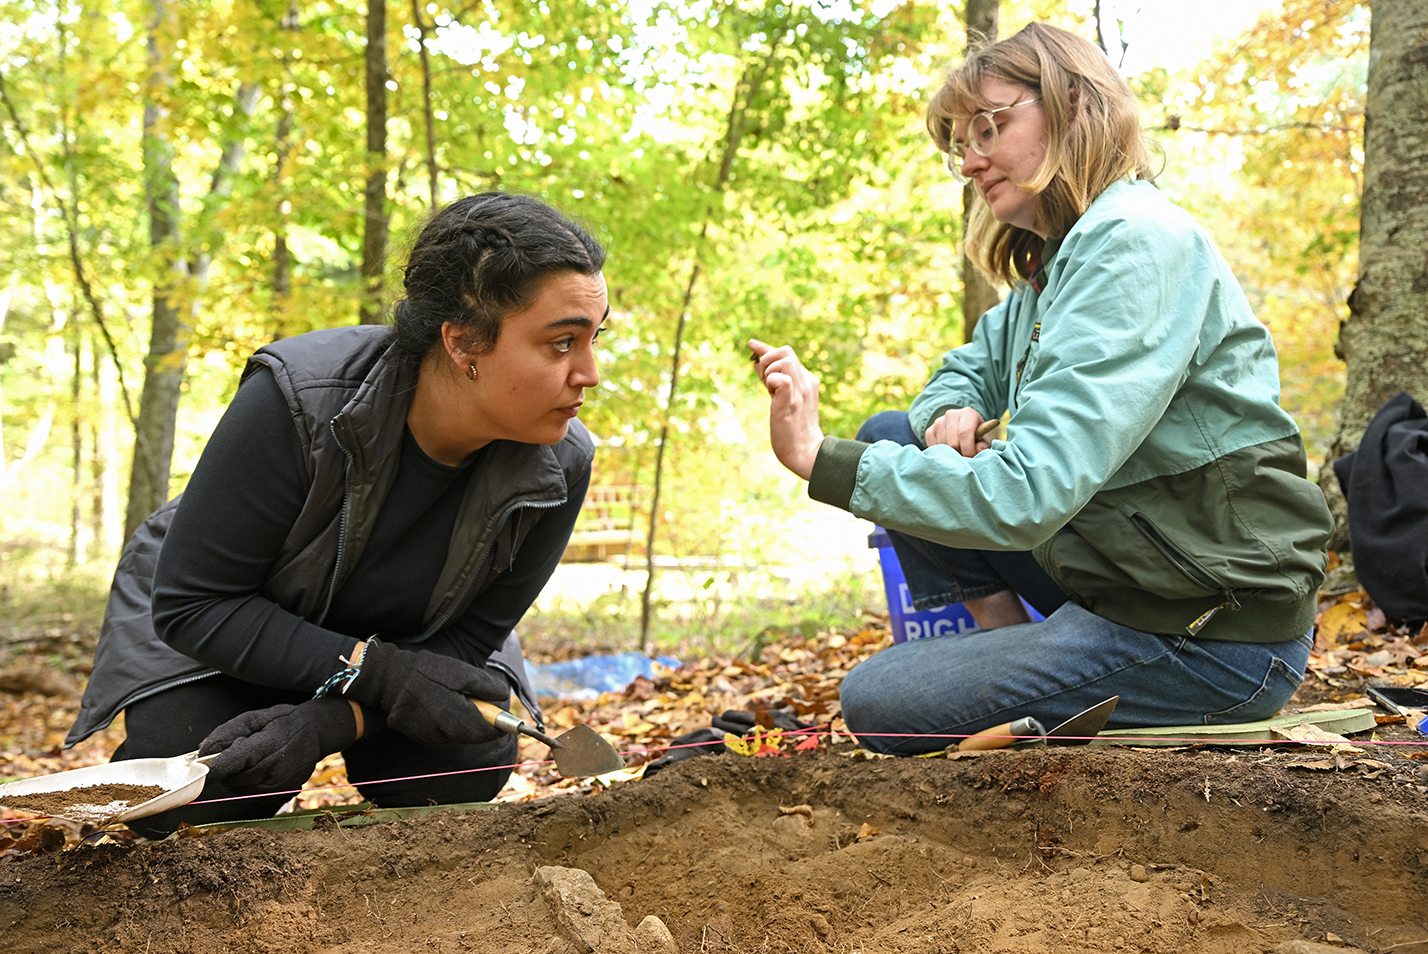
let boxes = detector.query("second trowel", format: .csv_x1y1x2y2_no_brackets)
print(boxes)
471,698,625,777
958,696,1120,752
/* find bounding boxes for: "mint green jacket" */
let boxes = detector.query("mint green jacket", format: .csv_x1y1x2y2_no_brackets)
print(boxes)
811,180,1331,642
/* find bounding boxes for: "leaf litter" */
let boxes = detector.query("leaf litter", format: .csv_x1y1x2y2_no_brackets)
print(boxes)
0,590,1425,953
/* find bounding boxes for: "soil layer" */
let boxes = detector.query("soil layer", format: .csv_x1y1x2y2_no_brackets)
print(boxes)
1,783,168,824
2,744,1426,953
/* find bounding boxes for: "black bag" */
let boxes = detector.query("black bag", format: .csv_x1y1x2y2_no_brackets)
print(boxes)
1332,391,1428,625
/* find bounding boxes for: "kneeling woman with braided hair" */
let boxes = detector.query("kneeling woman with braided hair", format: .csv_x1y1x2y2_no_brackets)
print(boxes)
67,193,608,836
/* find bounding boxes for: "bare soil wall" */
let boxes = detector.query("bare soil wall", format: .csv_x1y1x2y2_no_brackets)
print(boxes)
3,747,1425,954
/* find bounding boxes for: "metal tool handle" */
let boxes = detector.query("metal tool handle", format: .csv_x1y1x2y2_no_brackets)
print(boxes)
471,697,524,736
470,697,564,749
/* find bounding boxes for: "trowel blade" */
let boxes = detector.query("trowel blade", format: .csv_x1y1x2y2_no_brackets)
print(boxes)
1045,696,1119,746
549,723,625,777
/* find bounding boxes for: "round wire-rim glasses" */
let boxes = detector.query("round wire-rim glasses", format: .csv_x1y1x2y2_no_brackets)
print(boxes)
947,98,1040,184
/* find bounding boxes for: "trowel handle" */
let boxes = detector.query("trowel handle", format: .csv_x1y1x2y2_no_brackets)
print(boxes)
958,716,1047,752
470,697,565,750
471,697,523,736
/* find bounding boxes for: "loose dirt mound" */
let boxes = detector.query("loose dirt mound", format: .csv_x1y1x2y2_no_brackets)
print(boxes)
3,746,1426,953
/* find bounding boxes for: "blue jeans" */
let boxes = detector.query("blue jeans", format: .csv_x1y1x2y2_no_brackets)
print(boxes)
841,411,1311,754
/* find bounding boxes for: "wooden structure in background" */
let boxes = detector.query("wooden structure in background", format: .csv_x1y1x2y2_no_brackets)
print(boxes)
562,485,639,562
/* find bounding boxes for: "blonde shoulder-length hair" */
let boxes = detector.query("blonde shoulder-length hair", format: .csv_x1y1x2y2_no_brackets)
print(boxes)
926,22,1158,286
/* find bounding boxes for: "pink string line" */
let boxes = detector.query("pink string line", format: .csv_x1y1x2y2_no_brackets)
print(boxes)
4,724,1424,824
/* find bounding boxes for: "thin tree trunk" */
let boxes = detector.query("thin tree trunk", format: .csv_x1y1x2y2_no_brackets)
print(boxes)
0,72,135,422
360,0,390,324
1319,0,1428,551
412,0,440,208
69,318,88,565
127,0,187,539
92,332,121,554
961,0,1001,342
639,265,698,652
0,290,8,491
637,40,782,650
127,8,259,538
16,292,60,481
273,2,299,321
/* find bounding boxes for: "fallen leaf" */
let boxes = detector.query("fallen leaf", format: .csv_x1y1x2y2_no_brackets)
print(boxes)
1287,759,1339,771
1270,723,1364,754
1316,600,1367,647
724,727,785,758
855,822,881,841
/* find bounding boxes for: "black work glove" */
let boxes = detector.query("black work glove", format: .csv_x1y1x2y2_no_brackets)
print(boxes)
199,697,359,796
344,639,510,746
642,709,815,778
713,709,812,735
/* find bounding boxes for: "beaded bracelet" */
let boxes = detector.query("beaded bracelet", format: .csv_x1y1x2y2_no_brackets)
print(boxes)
312,665,360,699
312,640,370,699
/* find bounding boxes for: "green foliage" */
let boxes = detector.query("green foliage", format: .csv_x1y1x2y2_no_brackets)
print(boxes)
1145,0,1368,469
0,0,1371,645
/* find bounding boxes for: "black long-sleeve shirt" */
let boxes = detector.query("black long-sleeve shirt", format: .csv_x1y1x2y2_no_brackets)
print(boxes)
150,368,586,693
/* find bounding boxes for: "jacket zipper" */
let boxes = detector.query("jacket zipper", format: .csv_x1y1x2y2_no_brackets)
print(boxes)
1012,322,1041,410
316,416,356,626
420,497,565,731
418,496,565,638
107,669,222,726
1128,513,1240,636
323,416,563,724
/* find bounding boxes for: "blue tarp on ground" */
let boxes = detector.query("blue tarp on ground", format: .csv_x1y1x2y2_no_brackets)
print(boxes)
525,652,681,700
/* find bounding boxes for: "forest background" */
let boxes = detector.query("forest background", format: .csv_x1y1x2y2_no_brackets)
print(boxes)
0,0,1371,655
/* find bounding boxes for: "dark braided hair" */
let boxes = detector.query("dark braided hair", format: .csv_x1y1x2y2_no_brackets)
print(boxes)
390,192,606,371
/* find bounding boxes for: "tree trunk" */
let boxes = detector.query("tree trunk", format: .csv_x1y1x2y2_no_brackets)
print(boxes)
412,0,440,208
127,12,259,539
69,319,90,565
360,0,390,325
639,264,698,652
637,40,782,649
0,290,8,491
92,332,121,556
273,4,298,304
127,0,187,540
1319,0,1428,551
961,0,1001,342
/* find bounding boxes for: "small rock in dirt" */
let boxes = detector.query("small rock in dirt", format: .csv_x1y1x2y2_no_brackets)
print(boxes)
632,915,677,954
534,865,636,954
809,914,832,941
770,813,815,845
1275,941,1371,954
962,856,977,868
1129,864,1150,883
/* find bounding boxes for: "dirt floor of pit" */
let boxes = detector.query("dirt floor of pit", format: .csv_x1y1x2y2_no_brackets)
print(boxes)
2,746,1427,954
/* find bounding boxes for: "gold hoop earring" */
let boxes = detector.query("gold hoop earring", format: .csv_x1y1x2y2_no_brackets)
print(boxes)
466,363,478,381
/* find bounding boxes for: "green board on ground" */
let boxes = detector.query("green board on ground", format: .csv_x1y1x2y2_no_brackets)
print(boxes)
1090,708,1379,747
